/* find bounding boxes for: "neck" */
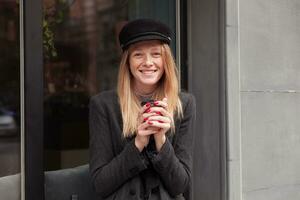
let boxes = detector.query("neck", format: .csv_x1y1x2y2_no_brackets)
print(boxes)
134,84,156,98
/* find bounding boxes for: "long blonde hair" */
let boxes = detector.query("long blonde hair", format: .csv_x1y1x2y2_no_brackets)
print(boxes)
117,43,183,137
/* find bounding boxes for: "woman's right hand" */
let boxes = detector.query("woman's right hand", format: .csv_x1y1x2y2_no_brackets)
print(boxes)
135,103,159,151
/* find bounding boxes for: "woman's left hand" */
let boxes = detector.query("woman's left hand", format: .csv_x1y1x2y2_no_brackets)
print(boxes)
146,98,172,151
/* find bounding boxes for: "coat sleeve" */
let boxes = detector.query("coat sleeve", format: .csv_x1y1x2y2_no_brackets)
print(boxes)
149,94,196,197
89,96,148,198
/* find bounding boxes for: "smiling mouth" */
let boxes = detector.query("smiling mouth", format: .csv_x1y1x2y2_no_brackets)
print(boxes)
139,70,158,74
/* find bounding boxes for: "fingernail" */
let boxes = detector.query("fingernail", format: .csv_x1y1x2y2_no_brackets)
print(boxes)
148,121,153,125
158,120,164,123
143,117,148,122
155,111,162,115
146,102,151,107
145,108,151,113
154,101,159,105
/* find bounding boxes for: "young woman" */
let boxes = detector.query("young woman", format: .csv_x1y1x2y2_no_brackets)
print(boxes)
89,19,196,200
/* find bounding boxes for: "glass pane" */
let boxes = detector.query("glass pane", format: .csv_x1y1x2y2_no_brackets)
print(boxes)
0,0,21,198
43,0,176,170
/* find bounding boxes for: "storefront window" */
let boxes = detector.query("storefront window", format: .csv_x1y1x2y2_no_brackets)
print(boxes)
0,0,21,198
43,0,176,170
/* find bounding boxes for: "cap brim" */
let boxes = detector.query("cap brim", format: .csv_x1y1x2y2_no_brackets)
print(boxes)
122,35,171,50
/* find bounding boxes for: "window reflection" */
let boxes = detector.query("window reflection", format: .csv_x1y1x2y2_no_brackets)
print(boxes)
43,0,175,170
43,0,128,170
0,1,21,179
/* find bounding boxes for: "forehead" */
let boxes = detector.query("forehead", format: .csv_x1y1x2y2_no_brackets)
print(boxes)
129,40,162,51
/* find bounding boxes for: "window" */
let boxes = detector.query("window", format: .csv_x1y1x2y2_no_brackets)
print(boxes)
0,1,21,198
43,0,177,170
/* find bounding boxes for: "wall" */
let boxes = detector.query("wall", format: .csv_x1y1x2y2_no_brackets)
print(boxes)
226,0,300,199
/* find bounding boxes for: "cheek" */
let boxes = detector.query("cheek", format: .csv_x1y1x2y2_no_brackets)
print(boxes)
129,58,139,70
157,58,164,68
128,60,136,73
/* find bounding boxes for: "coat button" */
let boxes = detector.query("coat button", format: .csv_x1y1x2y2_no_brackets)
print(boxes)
129,189,136,195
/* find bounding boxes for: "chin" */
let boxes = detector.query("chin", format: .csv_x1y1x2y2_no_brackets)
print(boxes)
142,82,159,86
136,77,157,84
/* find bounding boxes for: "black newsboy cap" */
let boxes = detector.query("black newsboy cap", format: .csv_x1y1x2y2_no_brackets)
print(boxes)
119,19,171,50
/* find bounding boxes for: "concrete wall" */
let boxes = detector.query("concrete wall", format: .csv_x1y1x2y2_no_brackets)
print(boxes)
226,0,300,199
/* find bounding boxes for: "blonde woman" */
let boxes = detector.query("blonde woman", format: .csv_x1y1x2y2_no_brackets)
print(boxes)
89,19,196,200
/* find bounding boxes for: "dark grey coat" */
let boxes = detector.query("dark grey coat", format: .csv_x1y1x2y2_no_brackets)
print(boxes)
89,90,196,200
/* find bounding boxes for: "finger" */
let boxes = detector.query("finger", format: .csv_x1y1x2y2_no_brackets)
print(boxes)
141,112,158,121
147,106,170,118
147,120,171,130
138,121,153,130
140,103,151,113
153,100,168,109
139,106,155,124
148,115,171,123
139,120,162,130
146,126,161,131
138,129,158,136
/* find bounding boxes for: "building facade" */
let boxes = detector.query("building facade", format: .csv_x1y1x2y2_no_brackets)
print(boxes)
226,0,300,199
0,0,299,200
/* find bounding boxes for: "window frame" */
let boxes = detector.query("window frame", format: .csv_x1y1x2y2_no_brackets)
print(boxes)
23,0,44,199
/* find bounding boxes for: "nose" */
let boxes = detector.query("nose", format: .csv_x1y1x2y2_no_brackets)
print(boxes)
144,54,153,66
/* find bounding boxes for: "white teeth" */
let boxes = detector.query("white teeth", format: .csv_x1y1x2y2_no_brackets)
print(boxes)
141,70,156,74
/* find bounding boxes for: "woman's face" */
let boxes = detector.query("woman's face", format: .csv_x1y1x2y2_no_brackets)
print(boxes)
128,40,164,92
